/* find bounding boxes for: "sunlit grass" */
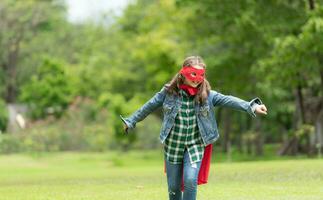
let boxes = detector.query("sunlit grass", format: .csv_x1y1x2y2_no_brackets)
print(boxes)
0,151,322,200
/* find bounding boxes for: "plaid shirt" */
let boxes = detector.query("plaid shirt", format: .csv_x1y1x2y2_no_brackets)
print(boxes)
164,89,205,164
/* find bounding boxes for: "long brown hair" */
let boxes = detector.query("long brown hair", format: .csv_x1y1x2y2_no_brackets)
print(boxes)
165,56,211,105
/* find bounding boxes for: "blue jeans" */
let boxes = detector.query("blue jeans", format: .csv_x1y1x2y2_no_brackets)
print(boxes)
165,150,202,200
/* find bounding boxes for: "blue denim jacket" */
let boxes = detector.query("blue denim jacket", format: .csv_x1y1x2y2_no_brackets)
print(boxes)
120,85,262,145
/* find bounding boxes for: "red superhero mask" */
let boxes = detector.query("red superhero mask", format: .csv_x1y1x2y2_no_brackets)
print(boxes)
179,66,205,83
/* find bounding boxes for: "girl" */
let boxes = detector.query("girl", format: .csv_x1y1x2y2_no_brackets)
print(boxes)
120,56,267,200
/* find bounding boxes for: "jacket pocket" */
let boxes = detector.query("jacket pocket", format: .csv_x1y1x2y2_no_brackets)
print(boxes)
162,103,174,114
199,105,210,117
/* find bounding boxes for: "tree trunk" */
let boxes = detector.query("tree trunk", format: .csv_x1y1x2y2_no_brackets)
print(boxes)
315,111,323,153
245,114,253,155
315,67,323,154
222,110,231,153
295,83,306,124
254,117,263,156
246,137,252,155
4,37,21,103
236,114,245,153
308,0,315,10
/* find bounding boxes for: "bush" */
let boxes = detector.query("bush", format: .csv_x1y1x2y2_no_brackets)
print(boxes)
19,58,73,119
98,92,138,151
0,134,23,154
83,125,111,151
133,115,162,149
0,96,114,154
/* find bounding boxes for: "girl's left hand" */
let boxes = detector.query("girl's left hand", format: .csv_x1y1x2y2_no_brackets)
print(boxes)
255,104,267,115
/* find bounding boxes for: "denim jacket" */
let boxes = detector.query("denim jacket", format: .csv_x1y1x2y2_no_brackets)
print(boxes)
120,85,262,145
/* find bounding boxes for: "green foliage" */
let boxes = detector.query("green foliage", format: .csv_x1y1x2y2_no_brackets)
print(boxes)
0,0,322,154
19,59,73,119
112,0,190,95
294,124,315,149
255,5,323,86
98,92,143,151
0,133,22,153
133,115,162,149
295,124,315,138
0,0,67,102
83,125,110,152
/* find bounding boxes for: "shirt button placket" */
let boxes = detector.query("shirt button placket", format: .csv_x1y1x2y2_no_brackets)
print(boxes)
185,98,190,145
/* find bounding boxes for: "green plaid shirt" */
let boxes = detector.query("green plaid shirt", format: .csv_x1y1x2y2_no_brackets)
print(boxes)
164,89,205,164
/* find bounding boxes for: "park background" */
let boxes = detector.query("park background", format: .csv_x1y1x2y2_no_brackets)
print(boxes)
0,0,322,199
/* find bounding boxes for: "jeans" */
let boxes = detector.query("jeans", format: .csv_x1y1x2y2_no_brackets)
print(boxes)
165,149,202,200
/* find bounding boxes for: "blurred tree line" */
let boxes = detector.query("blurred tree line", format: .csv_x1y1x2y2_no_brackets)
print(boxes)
0,0,322,156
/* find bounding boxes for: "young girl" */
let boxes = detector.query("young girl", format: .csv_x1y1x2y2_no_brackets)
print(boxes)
120,56,267,200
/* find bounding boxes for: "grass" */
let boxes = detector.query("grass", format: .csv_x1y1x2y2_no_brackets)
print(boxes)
0,150,322,200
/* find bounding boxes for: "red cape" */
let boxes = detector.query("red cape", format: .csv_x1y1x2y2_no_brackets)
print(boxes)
164,144,213,191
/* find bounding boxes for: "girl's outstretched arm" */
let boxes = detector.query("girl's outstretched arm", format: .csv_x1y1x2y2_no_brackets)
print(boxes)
210,90,265,117
120,86,167,130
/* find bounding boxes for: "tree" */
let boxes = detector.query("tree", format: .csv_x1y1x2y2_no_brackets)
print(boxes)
0,0,65,102
256,2,323,155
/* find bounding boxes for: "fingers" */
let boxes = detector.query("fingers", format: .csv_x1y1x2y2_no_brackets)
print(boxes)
256,105,267,115
123,124,128,134
261,110,267,115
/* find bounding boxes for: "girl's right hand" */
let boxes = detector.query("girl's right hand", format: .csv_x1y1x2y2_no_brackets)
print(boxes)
123,123,129,134
119,115,129,134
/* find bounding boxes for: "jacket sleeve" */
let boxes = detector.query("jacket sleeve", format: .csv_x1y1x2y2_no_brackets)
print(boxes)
210,90,262,118
120,86,167,129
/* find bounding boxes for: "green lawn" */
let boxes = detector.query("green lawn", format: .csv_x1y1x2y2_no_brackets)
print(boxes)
0,151,322,200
